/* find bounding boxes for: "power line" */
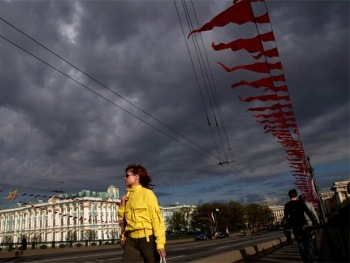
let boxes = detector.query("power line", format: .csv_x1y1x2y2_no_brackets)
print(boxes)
0,9,271,195
0,16,216,162
174,1,271,194
0,33,218,164
179,1,235,164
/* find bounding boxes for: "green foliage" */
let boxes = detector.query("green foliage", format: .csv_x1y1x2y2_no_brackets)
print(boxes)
167,211,188,233
190,201,273,233
39,244,48,249
59,244,66,248
245,203,273,229
191,201,245,232
91,242,97,246
76,243,83,247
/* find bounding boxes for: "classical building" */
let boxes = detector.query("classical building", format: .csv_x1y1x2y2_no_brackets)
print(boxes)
0,185,121,244
0,186,198,245
319,180,350,219
268,205,284,224
268,180,350,224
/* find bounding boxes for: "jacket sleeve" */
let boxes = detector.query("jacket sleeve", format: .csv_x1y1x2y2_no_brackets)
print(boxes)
308,204,320,224
117,205,126,236
147,191,166,249
302,203,318,225
118,205,125,220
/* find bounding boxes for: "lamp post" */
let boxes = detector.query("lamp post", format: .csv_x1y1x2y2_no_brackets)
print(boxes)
215,208,219,233
307,156,326,223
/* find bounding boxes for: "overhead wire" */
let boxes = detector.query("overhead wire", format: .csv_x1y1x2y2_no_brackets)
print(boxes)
189,0,234,163
175,1,270,193
181,0,234,164
0,16,219,164
176,0,221,161
0,33,218,164
181,1,225,161
0,16,217,163
0,3,273,196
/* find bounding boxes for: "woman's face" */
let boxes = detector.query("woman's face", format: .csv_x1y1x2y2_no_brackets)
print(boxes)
124,169,139,187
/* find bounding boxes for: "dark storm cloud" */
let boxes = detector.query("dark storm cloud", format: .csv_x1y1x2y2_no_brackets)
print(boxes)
0,0,348,207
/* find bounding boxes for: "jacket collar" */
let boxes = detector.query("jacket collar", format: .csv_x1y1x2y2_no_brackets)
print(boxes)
126,184,142,193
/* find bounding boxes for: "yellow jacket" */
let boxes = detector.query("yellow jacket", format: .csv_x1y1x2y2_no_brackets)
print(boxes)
118,185,166,249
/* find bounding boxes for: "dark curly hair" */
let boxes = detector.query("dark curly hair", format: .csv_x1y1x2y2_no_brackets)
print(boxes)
125,163,153,189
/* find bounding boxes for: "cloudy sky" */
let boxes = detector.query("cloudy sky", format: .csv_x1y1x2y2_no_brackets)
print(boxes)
0,0,348,208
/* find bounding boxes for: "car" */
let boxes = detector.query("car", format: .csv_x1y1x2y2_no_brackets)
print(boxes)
251,229,261,236
215,232,229,239
194,234,212,241
240,230,247,236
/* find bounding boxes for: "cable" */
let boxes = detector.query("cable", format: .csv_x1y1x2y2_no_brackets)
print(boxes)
0,33,218,164
189,0,234,163
182,1,234,164
174,1,272,194
0,8,271,196
0,16,217,162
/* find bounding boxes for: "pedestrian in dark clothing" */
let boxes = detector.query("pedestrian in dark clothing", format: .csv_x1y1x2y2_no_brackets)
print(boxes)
284,189,318,263
282,218,293,245
20,237,27,255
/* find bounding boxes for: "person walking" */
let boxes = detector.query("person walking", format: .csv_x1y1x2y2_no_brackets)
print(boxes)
20,236,27,255
282,218,293,246
284,189,318,263
299,194,320,259
298,195,320,227
118,163,166,263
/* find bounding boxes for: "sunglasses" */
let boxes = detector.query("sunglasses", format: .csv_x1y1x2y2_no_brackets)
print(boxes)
125,173,136,178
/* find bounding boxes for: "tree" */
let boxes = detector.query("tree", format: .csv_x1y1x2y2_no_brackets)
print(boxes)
84,229,97,241
227,201,245,231
66,230,77,242
167,211,187,233
245,203,272,229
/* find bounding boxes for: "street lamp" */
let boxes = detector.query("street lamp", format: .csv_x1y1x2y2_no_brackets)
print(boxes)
215,208,219,233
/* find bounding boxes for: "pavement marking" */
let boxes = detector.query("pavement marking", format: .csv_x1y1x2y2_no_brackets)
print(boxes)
29,251,122,262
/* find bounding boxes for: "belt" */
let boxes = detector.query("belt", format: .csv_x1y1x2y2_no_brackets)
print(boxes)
127,229,154,242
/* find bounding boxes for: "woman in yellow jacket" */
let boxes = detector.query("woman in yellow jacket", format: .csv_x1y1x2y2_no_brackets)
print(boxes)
118,163,166,263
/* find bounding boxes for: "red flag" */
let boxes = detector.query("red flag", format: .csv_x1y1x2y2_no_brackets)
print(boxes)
233,0,265,4
212,31,274,53
264,122,297,131
264,84,288,93
218,61,268,73
239,94,290,102
188,1,255,38
247,103,293,112
253,47,279,59
255,12,270,23
207,212,215,223
252,110,294,119
232,74,285,89
218,61,282,73
212,36,263,53
232,78,272,89
257,117,295,124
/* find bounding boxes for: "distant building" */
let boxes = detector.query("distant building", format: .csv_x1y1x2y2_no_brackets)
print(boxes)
319,180,350,219
268,180,350,225
268,205,284,225
0,185,121,244
0,186,198,245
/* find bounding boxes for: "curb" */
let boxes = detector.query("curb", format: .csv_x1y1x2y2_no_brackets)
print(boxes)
191,235,287,262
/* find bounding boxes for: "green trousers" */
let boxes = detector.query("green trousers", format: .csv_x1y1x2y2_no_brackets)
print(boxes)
122,235,160,263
